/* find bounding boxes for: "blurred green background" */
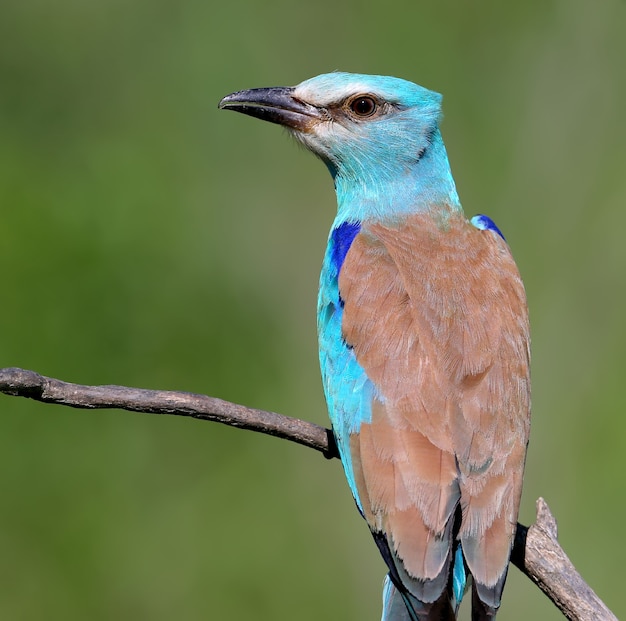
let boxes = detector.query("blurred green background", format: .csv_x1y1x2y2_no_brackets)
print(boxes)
0,0,624,619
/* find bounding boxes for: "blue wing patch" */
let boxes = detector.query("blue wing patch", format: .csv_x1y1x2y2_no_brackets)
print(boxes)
330,221,362,275
470,214,505,241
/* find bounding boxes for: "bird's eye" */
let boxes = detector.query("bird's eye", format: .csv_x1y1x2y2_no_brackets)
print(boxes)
348,96,378,118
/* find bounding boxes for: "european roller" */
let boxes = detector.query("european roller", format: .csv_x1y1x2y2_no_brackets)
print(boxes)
219,72,530,621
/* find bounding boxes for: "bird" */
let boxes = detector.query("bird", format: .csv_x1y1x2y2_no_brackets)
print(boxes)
219,72,531,621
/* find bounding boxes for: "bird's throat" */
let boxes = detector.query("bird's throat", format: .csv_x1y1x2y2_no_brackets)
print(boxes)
333,135,462,224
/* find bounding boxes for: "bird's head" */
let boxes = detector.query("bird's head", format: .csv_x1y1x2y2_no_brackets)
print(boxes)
220,72,442,178
220,72,459,218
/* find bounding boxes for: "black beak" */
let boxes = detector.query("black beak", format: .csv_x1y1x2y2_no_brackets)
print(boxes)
218,86,322,131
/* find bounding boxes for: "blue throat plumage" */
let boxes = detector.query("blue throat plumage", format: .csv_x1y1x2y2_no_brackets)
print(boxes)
330,127,462,225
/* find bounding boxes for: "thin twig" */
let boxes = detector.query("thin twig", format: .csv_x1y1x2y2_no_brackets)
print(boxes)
0,367,616,620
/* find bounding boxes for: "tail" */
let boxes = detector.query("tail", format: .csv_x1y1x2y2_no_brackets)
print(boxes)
380,573,501,621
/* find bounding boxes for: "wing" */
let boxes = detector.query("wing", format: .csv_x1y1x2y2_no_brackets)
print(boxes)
334,209,530,610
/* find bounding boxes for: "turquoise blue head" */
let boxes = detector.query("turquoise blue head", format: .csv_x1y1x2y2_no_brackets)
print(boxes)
220,72,459,217
288,73,443,179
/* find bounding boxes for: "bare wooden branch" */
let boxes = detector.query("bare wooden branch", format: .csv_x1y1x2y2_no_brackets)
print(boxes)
0,366,615,620
512,498,616,620
0,367,336,459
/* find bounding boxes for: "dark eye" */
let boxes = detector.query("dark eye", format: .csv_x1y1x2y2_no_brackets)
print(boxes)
349,96,377,118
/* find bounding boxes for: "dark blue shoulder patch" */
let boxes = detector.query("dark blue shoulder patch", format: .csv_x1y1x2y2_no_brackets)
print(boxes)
470,214,506,241
330,221,361,275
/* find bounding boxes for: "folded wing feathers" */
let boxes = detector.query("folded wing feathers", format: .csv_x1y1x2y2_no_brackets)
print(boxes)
339,210,530,601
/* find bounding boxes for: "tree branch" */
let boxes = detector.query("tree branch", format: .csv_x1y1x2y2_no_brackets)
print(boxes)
0,367,616,620
0,367,337,459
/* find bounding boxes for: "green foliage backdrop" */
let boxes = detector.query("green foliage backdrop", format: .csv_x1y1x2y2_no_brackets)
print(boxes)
0,1,624,619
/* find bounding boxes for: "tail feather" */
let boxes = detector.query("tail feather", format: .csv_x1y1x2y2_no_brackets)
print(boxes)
372,531,451,608
382,575,415,621
471,581,498,621
472,564,508,612
381,574,456,621
377,527,471,621
451,544,467,613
